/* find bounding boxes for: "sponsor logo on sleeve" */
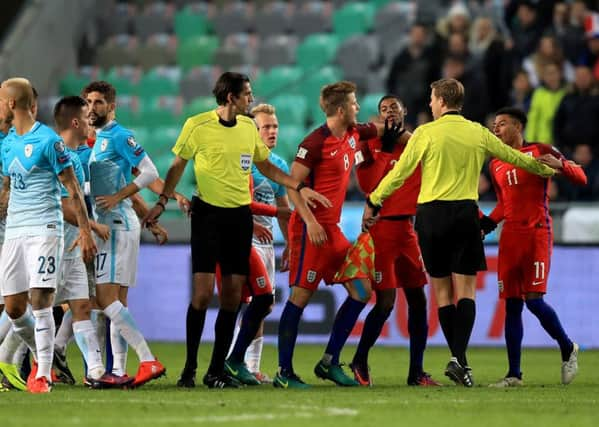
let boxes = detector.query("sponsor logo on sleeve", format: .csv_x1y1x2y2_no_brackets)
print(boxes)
354,151,364,164
54,141,65,153
256,276,266,288
498,280,504,292
127,136,137,148
307,270,317,283
296,147,308,159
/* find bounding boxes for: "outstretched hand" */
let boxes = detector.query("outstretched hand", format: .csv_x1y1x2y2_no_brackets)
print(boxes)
380,118,403,153
299,186,332,209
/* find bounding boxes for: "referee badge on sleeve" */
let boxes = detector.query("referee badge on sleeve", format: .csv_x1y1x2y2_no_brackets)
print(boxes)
240,153,251,171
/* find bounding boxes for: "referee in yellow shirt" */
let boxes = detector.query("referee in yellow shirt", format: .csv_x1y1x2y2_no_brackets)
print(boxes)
362,78,556,387
143,72,329,389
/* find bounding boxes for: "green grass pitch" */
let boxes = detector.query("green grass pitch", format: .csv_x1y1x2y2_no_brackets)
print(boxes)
1,343,598,427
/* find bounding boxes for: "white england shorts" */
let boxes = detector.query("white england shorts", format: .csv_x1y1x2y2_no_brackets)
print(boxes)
95,228,140,287
55,257,89,304
254,244,276,295
0,235,64,297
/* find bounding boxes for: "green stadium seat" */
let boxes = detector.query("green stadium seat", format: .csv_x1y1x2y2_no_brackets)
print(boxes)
273,125,306,164
183,96,217,118
128,126,151,147
136,67,181,99
358,92,384,122
176,35,219,70
104,66,142,96
299,66,343,123
174,5,212,41
114,96,140,129
146,126,180,158
269,94,308,127
333,2,376,40
253,66,303,99
295,34,339,71
59,67,104,96
152,152,174,178
137,96,184,127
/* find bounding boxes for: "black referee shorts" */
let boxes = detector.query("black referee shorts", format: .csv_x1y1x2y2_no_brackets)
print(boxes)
190,196,253,276
415,200,486,278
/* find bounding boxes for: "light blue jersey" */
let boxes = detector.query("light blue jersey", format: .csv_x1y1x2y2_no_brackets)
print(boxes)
251,152,289,246
76,144,92,183
2,122,72,239
0,130,7,244
61,148,85,260
89,121,145,231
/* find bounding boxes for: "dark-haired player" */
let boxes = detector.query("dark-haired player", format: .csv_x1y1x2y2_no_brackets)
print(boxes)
484,107,585,387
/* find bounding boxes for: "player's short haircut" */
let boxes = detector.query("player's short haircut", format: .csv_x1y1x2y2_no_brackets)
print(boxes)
250,103,276,116
495,106,528,127
2,77,34,110
54,96,87,132
430,78,464,110
81,80,116,104
320,81,357,117
377,94,404,111
31,86,38,100
212,72,250,106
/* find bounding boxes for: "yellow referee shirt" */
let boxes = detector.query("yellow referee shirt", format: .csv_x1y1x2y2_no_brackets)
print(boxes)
173,110,270,208
369,113,555,206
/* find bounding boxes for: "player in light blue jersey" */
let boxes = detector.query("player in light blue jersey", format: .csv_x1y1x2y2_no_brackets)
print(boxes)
0,78,96,393
0,101,12,375
52,96,134,389
231,104,291,383
82,81,165,387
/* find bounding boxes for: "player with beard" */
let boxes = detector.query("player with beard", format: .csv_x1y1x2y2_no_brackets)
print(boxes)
351,95,441,387
82,81,165,387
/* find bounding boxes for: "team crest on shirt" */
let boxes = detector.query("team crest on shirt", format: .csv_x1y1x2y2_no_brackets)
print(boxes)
498,280,504,292
100,138,109,152
307,270,317,283
348,136,356,149
256,276,266,288
375,271,382,284
240,153,251,171
127,136,137,147
24,144,33,158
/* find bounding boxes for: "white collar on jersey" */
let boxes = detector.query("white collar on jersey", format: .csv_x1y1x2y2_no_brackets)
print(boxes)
95,119,115,133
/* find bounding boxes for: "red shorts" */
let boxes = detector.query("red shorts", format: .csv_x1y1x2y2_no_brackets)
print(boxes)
370,219,427,290
216,246,273,304
497,227,552,299
288,219,351,290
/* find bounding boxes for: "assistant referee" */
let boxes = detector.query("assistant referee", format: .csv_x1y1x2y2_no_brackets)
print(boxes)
143,72,328,389
362,78,556,387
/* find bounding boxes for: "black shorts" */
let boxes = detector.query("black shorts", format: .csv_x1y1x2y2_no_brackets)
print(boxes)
190,196,253,276
415,200,486,278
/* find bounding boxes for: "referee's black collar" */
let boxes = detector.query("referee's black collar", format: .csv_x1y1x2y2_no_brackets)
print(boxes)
441,110,461,117
219,116,237,127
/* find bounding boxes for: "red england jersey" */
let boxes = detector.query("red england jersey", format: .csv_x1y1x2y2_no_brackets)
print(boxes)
294,122,377,224
356,137,421,216
489,142,587,230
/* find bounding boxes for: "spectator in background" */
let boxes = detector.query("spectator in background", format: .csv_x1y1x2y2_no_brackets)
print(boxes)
580,12,599,81
525,62,566,144
509,69,534,112
553,2,587,63
557,144,599,201
523,34,575,87
553,65,599,155
506,1,545,61
469,16,512,111
436,2,471,39
442,55,489,124
387,23,441,128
